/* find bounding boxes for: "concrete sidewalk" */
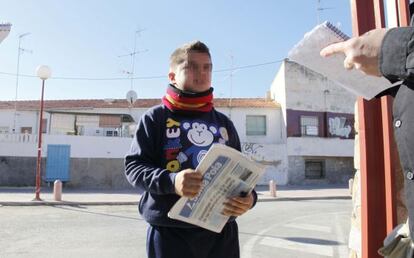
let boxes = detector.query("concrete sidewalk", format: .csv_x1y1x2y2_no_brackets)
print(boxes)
0,184,351,206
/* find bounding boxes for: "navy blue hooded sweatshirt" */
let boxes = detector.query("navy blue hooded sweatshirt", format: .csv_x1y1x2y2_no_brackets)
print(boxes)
124,104,257,227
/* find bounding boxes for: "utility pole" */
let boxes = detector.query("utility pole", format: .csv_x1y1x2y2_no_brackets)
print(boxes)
228,54,234,119
13,32,32,133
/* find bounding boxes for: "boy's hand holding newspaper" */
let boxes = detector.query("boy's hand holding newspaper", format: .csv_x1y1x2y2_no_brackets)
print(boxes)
169,144,264,233
174,169,203,198
222,193,254,217
175,168,254,216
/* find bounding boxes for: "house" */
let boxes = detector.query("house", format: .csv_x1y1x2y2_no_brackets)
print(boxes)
0,98,286,188
271,59,356,184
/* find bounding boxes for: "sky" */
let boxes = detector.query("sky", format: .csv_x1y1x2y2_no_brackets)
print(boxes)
0,0,352,101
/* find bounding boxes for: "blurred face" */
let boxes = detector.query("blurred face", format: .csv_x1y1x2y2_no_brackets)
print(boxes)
169,51,212,93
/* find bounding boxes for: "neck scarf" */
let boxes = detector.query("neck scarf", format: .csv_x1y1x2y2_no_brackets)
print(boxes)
162,84,214,112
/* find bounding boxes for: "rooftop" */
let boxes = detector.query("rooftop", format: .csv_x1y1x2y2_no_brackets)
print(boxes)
0,98,280,111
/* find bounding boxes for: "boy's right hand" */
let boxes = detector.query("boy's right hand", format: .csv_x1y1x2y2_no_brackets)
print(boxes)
174,169,203,198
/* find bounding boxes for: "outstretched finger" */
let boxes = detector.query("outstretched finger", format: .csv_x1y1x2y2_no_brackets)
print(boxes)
320,42,347,57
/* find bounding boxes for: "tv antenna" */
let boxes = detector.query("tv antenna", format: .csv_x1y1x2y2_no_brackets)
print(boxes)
13,32,32,133
118,29,148,92
317,0,334,24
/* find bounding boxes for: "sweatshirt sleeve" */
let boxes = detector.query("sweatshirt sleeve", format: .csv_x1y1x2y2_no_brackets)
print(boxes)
124,109,176,195
380,27,414,83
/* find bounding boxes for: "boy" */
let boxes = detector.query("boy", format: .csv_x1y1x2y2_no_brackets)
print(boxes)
124,41,257,258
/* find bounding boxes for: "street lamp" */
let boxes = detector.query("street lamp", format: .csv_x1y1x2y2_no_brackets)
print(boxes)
34,65,51,201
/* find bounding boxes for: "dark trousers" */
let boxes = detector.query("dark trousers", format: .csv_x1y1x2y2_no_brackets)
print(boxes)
146,221,240,258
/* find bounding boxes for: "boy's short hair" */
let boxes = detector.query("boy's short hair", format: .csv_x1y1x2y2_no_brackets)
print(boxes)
170,40,211,69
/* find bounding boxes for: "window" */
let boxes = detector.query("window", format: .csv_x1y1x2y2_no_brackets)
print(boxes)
305,160,325,179
20,127,32,134
246,115,266,136
50,114,75,135
0,127,9,134
99,115,121,128
42,119,47,133
105,129,118,137
300,116,319,136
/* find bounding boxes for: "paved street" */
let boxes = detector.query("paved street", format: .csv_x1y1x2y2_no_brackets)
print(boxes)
0,198,351,258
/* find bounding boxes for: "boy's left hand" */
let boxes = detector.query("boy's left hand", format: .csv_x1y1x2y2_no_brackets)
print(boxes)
222,193,254,217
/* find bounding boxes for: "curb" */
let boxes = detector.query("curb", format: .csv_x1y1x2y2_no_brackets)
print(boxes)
0,201,139,206
0,195,351,206
257,195,351,202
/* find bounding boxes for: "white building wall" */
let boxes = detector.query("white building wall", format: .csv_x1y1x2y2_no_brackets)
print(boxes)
0,109,51,134
287,138,354,157
216,107,284,144
284,60,356,113
0,109,15,132
270,61,287,125
0,134,131,158
240,142,288,185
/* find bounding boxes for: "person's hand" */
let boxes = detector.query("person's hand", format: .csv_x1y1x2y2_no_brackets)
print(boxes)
174,169,203,198
222,193,254,217
320,28,388,77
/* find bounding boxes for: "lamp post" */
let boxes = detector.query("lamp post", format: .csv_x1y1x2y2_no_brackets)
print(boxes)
34,65,51,201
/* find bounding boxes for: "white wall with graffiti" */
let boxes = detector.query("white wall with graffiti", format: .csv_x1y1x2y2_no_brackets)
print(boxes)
241,142,288,185
328,116,352,138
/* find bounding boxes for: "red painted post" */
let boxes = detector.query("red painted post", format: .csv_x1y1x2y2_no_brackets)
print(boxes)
397,0,410,27
351,0,388,257
381,96,398,233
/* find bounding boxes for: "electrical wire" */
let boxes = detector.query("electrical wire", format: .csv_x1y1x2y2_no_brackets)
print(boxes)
0,59,284,81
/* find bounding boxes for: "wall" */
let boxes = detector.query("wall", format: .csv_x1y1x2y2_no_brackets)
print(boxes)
288,156,354,184
240,142,288,185
0,109,51,134
0,134,133,188
0,156,131,189
0,156,37,186
287,137,354,157
0,134,132,158
217,107,284,144
283,60,356,113
0,134,286,188
270,61,287,126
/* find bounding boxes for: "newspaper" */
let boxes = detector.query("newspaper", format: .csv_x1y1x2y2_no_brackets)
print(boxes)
168,144,265,233
288,21,393,100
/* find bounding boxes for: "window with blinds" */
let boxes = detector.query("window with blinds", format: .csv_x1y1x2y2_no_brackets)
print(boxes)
300,116,319,136
99,115,121,128
246,115,266,136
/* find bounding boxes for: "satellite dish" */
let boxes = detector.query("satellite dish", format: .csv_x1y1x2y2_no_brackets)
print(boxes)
126,90,137,106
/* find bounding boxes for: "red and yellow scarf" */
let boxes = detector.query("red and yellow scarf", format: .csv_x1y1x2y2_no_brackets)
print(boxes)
162,84,214,112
